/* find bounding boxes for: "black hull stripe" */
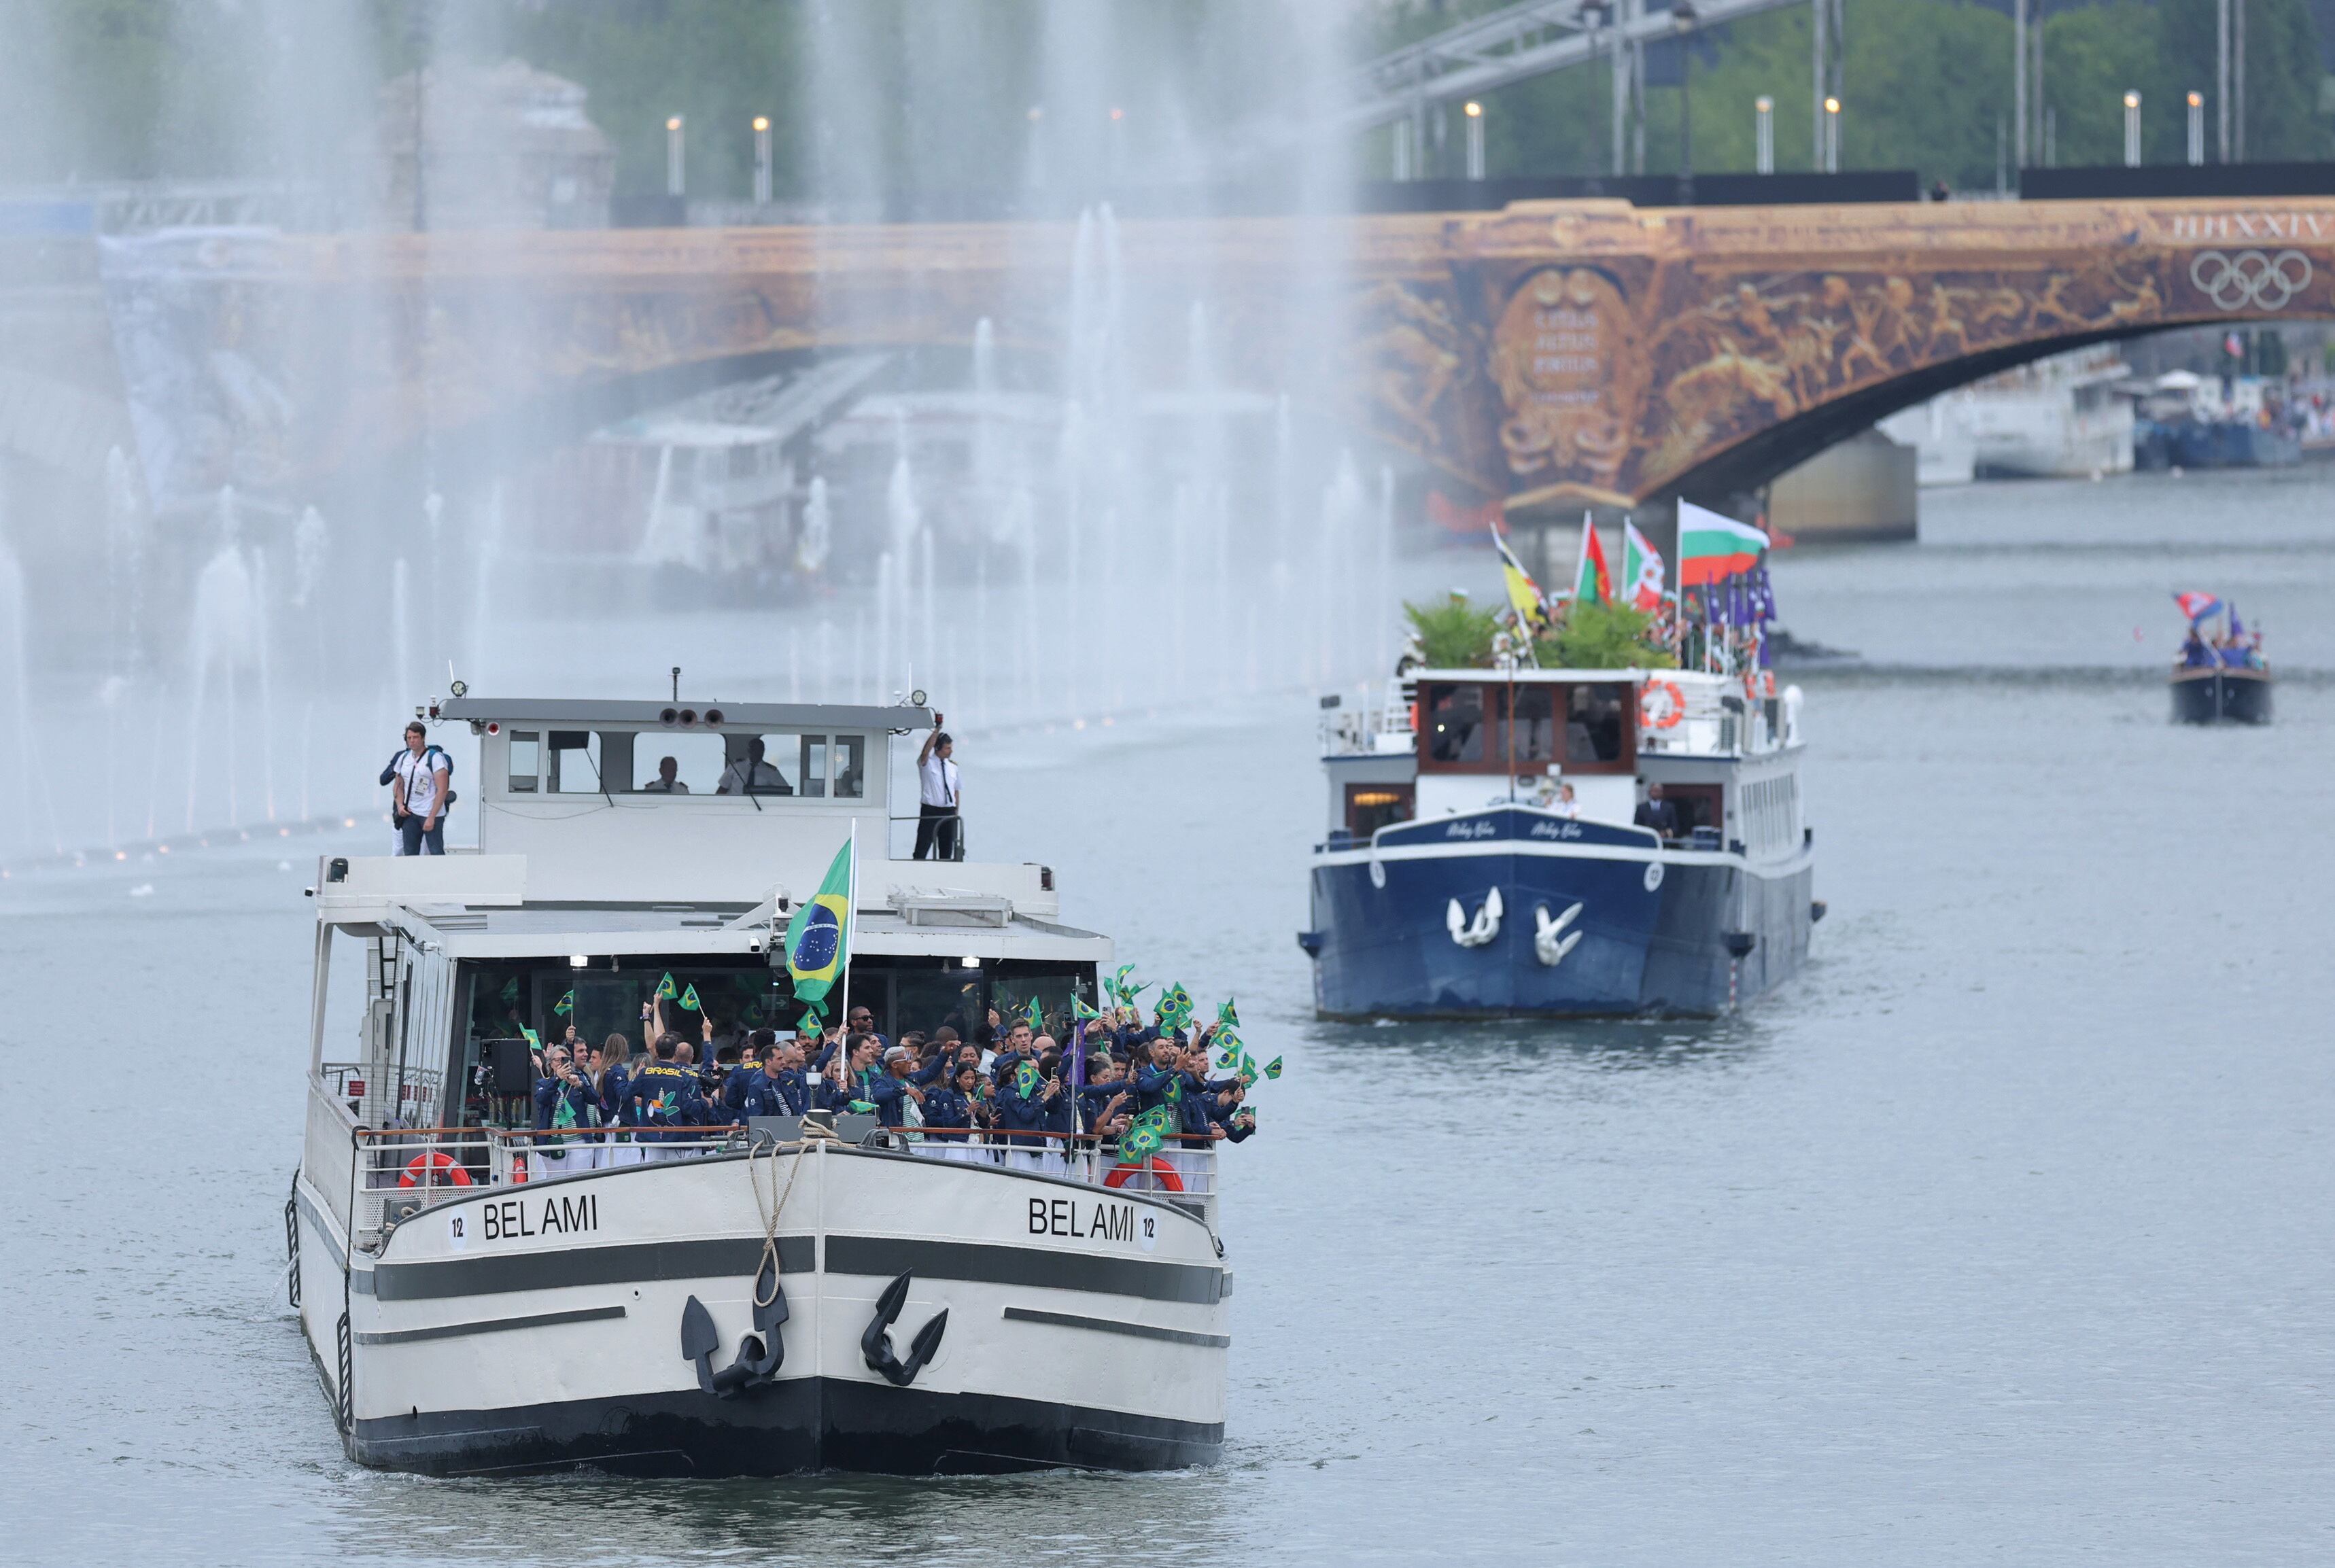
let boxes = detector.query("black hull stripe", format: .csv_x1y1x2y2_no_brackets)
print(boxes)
347,1377,1222,1477
824,1235,1223,1305
1001,1305,1230,1347
364,1234,1223,1305
364,1237,812,1300
354,1304,627,1346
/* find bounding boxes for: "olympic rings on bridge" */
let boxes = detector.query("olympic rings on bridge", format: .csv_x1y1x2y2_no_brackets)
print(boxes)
2188,248,2314,313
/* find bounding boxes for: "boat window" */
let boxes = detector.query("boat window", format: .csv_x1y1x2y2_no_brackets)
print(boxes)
1495,684,1558,763
635,732,724,795
988,961,1101,1042
547,730,606,794
1422,684,1487,763
723,733,799,795
1345,784,1414,839
797,735,829,799
507,731,540,794
833,734,867,799
1566,684,1631,765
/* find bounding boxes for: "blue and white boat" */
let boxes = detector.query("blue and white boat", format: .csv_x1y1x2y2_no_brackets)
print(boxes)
1300,667,1819,1018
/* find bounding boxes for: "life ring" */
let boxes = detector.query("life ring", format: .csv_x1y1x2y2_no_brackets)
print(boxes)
1640,678,1686,730
398,1150,472,1189
1103,1157,1186,1192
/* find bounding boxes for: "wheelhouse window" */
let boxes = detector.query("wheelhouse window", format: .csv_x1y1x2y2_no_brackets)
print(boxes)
1566,684,1633,767
1423,684,1488,764
636,732,724,794
547,731,606,794
1419,680,1633,773
507,731,540,793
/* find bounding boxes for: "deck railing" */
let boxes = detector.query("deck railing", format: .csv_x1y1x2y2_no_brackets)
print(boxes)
340,1120,1222,1244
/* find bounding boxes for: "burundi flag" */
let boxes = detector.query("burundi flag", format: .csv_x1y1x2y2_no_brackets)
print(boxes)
1572,514,1614,606
1623,519,1666,612
679,983,702,1013
1677,500,1770,587
1491,523,1547,632
784,835,855,1011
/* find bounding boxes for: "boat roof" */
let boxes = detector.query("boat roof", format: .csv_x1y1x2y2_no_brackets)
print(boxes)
438,695,931,731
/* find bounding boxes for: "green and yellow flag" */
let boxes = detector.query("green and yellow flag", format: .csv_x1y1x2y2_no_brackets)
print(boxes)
1263,1056,1283,1080
519,1024,540,1048
1216,996,1240,1030
784,835,854,1011
1014,1059,1043,1098
553,990,574,1017
679,983,702,1013
655,973,677,1001
1071,994,1103,1023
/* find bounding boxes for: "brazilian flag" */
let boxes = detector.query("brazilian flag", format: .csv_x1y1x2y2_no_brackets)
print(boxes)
655,973,678,1001
1236,1053,1258,1087
1157,983,1194,1030
679,983,703,1013
1263,1056,1283,1080
784,836,854,1011
1014,1059,1043,1098
1217,996,1240,1030
519,1024,541,1048
1071,995,1103,1023
1214,1026,1243,1068
553,990,574,1017
1119,1107,1171,1163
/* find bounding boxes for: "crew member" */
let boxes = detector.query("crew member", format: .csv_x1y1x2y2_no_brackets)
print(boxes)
1634,780,1680,838
914,715,961,860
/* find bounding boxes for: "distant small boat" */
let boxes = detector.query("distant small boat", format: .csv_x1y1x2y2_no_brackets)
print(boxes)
2169,591,2271,725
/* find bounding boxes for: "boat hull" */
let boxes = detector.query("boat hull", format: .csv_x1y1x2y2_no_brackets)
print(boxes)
296,1145,1228,1478
1305,808,1812,1019
2170,667,2272,725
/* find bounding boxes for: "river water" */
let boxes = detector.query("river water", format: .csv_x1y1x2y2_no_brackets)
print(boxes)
5,464,2332,1564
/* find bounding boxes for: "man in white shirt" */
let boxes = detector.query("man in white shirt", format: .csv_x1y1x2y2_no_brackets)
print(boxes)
390,722,451,856
914,716,960,861
716,737,789,795
642,755,689,794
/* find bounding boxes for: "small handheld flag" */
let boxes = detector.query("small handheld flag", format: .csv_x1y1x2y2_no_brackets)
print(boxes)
1071,995,1103,1022
1015,1060,1042,1098
1022,996,1043,1034
1216,997,1241,1030
553,990,574,1017
797,1007,823,1034
1263,1056,1283,1080
519,1024,540,1048
655,973,677,1001
679,983,702,1013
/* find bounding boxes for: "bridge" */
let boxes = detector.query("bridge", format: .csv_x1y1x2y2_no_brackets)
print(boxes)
83,194,2335,519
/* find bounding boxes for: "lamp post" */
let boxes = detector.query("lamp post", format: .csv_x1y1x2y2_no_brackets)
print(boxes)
2186,90,2204,166
1673,1,1697,203
2122,90,2141,167
665,116,685,198
1463,100,1486,179
1822,96,1840,172
1755,94,1774,174
752,116,772,205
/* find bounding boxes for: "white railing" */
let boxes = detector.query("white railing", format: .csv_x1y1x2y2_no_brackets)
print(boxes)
344,1121,1224,1240
1320,683,1416,758
305,1077,360,1240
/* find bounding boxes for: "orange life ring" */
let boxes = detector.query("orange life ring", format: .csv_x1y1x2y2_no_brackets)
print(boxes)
398,1150,472,1189
1103,1157,1186,1192
1640,678,1686,730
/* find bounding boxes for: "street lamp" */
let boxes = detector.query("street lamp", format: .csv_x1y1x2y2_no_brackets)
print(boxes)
1673,1,1698,203
1464,99,1485,180
1755,94,1774,175
2185,90,2204,166
1822,95,1840,172
2122,90,2141,167
665,115,685,198
752,116,772,205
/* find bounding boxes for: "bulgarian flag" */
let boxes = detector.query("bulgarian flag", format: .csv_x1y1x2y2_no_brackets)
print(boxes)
1622,520,1665,612
1572,514,1614,605
1677,501,1769,587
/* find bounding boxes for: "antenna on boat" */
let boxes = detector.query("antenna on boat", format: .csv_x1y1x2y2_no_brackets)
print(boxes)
672,665,682,702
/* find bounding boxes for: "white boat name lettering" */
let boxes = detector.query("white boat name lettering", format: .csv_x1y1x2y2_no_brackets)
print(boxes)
1527,820,1585,841
1029,1196,1136,1243
1444,820,1500,840
481,1192,599,1241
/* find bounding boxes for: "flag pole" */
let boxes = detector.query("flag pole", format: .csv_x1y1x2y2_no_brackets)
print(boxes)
839,818,858,1045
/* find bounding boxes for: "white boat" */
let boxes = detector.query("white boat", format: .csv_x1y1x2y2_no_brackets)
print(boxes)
1958,345,2136,478
289,693,1229,1477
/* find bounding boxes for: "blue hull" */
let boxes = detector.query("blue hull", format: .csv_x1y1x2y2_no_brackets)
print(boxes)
1304,808,1812,1019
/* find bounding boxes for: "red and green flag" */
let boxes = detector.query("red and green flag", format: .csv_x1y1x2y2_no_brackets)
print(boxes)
1572,515,1614,605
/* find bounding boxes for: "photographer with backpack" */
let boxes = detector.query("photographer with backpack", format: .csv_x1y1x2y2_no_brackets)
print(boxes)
383,721,454,856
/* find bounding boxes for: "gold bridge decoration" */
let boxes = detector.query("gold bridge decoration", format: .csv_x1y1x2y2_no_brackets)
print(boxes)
125,198,2335,511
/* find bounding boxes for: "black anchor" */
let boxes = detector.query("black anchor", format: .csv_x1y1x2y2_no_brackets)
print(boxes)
861,1270,948,1387
678,1253,791,1398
